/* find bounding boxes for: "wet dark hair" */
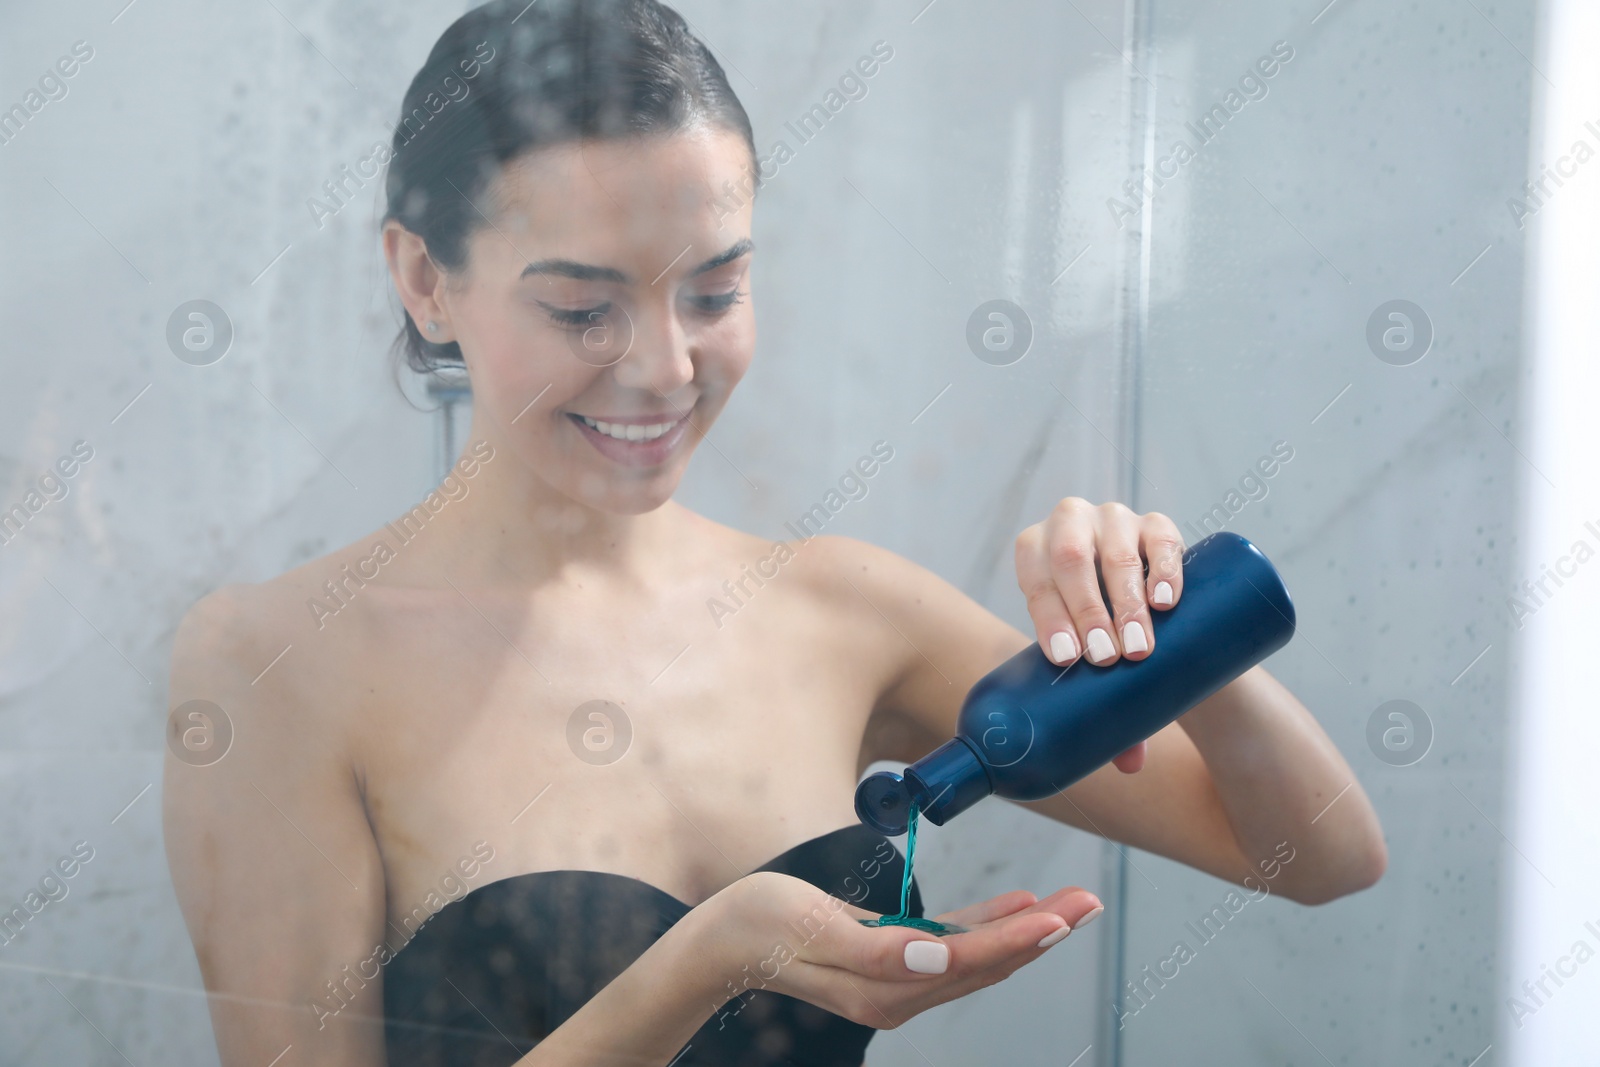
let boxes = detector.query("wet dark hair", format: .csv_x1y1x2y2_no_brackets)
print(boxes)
383,0,759,378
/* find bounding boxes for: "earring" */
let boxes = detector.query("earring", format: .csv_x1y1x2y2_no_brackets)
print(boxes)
424,319,440,334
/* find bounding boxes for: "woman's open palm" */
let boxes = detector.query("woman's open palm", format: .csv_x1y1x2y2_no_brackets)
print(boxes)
710,870,1104,1031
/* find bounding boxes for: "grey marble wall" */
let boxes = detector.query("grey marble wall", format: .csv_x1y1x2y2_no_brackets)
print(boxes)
1115,2,1535,1065
1,2,446,1062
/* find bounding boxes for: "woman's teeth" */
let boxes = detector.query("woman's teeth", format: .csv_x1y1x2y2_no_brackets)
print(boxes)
577,414,678,442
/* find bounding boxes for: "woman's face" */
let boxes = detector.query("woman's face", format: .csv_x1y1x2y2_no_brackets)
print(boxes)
442,127,756,515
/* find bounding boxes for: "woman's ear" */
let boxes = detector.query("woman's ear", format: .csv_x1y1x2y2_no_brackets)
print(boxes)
383,220,453,341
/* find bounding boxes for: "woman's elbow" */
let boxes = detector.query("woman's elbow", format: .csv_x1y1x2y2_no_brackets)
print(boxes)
1283,834,1388,906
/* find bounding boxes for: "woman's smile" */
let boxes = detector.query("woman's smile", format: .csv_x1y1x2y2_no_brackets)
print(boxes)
566,408,693,466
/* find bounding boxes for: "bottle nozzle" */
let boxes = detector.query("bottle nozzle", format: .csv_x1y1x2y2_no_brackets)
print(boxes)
854,771,913,836
855,738,995,835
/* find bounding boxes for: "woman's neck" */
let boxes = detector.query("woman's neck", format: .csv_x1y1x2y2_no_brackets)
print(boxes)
419,423,692,591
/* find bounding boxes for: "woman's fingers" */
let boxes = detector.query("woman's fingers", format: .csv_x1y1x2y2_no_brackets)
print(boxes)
1142,511,1186,611
1015,500,1185,773
1005,886,1105,930
1097,508,1183,662
768,886,1106,1031
933,888,1038,928
930,888,1102,969
788,899,958,980
1039,500,1120,667
1017,500,1187,673
850,891,1104,1013
1018,497,1110,667
1015,516,1084,667
1092,502,1152,664
1110,742,1148,773
812,885,1101,980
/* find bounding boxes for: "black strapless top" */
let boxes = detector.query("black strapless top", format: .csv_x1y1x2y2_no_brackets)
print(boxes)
383,824,924,1067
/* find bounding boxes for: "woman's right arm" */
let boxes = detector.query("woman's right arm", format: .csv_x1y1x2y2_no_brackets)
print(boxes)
164,585,395,1064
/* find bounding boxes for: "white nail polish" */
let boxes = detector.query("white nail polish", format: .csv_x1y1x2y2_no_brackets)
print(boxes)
1049,630,1079,663
1085,628,1115,663
1122,621,1148,654
904,940,949,974
1036,925,1071,949
1153,581,1173,606
1074,905,1105,930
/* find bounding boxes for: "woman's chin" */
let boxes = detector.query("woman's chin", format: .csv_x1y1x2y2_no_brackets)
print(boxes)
568,468,685,516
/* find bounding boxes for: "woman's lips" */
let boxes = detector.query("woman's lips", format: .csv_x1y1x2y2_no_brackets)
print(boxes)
566,411,692,467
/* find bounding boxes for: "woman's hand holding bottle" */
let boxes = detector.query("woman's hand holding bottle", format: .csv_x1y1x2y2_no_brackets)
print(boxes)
1013,498,1188,774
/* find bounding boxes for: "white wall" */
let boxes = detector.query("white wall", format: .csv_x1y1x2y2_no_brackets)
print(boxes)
1504,0,1600,1061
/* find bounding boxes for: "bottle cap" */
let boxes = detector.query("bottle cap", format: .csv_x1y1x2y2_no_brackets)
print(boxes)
855,738,995,836
855,771,913,836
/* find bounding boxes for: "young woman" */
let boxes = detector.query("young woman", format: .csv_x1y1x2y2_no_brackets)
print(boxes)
163,2,1386,1064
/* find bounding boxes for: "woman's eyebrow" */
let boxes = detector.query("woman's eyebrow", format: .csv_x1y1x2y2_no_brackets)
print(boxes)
520,237,754,285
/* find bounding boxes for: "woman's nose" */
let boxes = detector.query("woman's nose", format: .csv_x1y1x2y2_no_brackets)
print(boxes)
607,305,695,397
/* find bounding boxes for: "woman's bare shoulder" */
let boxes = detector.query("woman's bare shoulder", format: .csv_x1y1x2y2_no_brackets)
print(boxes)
773,532,937,601
782,532,1029,672
170,525,411,707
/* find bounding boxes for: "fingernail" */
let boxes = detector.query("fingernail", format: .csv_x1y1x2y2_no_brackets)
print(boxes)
1085,628,1115,663
904,940,949,974
1048,630,1079,664
1121,621,1148,654
1074,905,1105,930
1153,581,1173,606
1036,925,1071,949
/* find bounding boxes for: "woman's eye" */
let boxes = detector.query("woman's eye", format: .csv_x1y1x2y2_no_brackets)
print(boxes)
543,289,744,329
547,303,611,328
693,288,746,315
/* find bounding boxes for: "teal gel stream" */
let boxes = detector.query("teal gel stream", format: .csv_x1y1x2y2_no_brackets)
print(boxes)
858,801,965,936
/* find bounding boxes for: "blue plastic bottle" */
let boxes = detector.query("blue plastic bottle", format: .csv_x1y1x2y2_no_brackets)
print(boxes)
854,531,1296,836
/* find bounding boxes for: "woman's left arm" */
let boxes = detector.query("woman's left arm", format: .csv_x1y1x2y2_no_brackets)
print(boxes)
843,499,1387,907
